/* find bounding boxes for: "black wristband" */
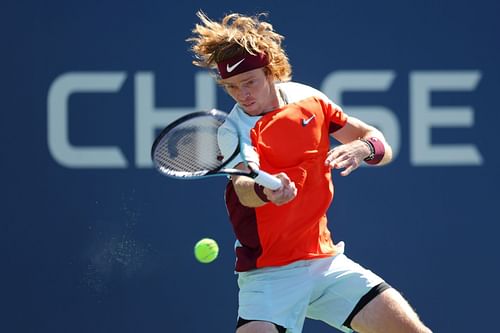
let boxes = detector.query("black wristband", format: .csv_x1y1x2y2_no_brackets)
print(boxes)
253,183,270,202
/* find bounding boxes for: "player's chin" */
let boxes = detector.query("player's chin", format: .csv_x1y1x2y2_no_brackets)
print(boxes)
241,102,259,115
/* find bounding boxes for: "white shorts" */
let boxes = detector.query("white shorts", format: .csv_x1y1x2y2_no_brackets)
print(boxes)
237,250,385,333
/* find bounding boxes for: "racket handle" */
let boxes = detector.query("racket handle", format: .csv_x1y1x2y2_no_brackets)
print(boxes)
253,170,282,190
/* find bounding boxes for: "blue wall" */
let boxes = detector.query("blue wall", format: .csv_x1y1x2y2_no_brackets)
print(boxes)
3,1,499,332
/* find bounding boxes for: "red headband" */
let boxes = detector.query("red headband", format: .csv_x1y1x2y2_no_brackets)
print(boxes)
216,52,269,79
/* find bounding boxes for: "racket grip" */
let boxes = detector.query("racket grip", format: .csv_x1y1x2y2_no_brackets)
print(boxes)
253,170,282,190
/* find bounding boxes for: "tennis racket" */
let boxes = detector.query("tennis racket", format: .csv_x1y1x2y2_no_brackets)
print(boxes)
151,109,282,190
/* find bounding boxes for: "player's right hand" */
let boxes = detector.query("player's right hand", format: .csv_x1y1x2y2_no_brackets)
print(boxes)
263,173,297,206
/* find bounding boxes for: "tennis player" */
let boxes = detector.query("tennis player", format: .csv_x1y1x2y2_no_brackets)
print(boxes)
188,11,432,333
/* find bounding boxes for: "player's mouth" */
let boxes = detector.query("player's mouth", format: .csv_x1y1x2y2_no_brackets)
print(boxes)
241,101,255,108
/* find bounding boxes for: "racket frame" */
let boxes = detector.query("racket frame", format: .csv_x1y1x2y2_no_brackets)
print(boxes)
151,109,260,180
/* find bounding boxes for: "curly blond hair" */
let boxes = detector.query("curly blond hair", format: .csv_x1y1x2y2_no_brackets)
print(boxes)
187,11,292,81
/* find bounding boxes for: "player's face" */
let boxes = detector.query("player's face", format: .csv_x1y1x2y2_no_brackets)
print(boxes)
220,68,279,116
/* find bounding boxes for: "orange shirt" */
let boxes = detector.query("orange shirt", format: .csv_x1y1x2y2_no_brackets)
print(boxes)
225,95,347,272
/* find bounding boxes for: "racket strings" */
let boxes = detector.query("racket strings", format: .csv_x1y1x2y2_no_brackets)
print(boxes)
153,117,228,176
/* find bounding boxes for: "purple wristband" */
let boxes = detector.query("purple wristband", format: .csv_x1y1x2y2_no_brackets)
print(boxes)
253,183,270,202
362,137,385,165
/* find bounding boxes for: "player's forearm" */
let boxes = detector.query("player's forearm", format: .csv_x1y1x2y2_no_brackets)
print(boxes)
232,176,268,207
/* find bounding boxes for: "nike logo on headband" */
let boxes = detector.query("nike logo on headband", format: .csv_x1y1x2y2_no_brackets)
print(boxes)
226,58,245,73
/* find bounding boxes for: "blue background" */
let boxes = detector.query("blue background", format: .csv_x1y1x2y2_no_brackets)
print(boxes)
3,0,499,332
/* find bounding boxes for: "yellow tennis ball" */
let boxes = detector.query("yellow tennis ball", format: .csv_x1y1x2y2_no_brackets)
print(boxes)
194,238,219,263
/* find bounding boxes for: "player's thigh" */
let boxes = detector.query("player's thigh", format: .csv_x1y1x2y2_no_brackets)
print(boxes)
350,288,431,333
236,320,280,333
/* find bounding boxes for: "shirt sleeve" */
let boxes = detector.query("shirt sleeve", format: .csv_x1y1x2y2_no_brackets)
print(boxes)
217,115,260,169
325,101,348,133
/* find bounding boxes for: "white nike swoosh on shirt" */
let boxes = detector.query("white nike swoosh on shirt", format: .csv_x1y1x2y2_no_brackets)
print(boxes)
302,114,316,126
226,58,245,72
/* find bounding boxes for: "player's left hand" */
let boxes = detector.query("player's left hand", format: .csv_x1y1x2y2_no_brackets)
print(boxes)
324,140,371,176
